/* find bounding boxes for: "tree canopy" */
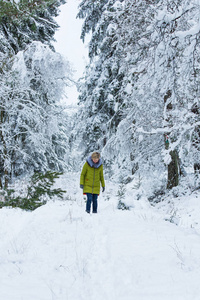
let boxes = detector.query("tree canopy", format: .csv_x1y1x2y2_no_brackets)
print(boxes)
74,0,200,191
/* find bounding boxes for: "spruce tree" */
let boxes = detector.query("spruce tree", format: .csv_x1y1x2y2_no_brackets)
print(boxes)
0,41,71,184
75,0,200,191
0,0,71,187
76,0,125,156
0,0,65,54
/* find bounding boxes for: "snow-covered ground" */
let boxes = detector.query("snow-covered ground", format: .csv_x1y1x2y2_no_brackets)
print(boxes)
0,173,200,300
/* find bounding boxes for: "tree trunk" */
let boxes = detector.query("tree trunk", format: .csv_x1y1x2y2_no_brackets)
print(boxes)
167,150,179,189
0,109,9,188
164,91,179,189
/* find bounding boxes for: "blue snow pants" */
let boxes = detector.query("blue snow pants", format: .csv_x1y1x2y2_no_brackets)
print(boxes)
86,193,98,213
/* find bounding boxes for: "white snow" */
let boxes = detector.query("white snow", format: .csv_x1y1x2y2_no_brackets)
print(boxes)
0,173,200,300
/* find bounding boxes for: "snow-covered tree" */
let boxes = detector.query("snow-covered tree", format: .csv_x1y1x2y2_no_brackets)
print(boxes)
0,0,65,54
0,0,73,188
0,42,72,187
75,0,200,192
149,0,200,188
75,0,126,156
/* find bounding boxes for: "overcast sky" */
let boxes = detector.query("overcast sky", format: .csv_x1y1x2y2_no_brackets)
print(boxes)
53,0,89,105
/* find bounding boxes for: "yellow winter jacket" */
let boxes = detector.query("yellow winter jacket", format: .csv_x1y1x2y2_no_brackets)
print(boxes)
80,157,105,194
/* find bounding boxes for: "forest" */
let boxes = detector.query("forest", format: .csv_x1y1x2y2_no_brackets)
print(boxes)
1,1,200,299
0,0,200,206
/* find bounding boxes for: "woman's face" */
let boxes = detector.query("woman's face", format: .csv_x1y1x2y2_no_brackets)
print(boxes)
92,158,99,163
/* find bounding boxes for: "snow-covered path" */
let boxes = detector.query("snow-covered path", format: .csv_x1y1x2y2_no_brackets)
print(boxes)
74,209,200,300
0,175,200,300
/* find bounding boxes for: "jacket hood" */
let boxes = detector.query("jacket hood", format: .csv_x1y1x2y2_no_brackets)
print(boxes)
87,156,102,168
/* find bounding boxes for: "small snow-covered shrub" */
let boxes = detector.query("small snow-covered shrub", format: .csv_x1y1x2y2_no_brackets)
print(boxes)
0,171,66,211
117,183,129,210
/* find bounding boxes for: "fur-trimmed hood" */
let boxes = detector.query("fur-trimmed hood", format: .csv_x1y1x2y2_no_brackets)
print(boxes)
87,156,103,169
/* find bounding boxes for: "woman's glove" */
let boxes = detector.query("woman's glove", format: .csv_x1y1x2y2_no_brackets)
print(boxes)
80,184,84,189
102,187,105,192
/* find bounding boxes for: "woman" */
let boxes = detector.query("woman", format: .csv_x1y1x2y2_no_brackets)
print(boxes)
80,152,105,213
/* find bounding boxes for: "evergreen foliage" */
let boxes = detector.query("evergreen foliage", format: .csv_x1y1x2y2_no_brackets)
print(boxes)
117,183,129,210
0,42,71,187
75,0,200,191
75,0,126,156
0,0,72,188
0,171,66,210
0,0,65,54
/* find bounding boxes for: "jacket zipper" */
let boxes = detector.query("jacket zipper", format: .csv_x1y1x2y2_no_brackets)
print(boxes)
92,168,95,194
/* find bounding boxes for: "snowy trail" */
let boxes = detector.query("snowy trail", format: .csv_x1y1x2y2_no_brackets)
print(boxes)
0,175,200,300
71,209,200,300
